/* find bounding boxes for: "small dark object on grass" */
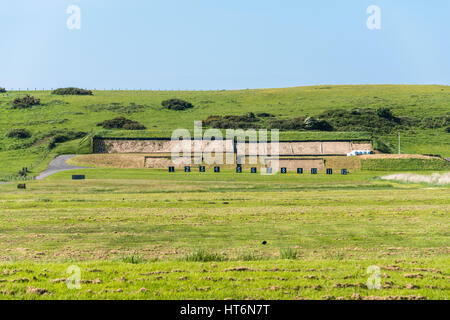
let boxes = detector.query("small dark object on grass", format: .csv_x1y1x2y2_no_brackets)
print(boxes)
17,184,26,189
262,241,267,245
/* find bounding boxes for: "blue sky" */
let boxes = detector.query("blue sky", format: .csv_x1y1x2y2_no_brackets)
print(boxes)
1,0,449,90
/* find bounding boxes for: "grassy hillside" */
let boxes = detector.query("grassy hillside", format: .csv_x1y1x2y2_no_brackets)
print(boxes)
0,85,449,177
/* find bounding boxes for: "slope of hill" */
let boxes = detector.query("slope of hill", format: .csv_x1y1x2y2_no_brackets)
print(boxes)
0,85,449,178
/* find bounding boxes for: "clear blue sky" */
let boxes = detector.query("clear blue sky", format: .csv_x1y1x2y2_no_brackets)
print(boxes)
1,0,449,90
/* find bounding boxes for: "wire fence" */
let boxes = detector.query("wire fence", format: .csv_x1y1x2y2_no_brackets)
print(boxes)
1,88,231,92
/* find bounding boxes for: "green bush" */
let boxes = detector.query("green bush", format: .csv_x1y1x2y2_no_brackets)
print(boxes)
268,117,305,130
446,126,450,133
256,112,275,118
279,248,298,259
303,117,334,131
183,250,227,262
319,108,402,133
376,107,394,120
121,254,145,264
96,117,146,130
122,122,146,130
161,99,194,111
0,87,6,93
52,87,93,95
6,129,31,139
203,113,260,129
420,116,450,129
12,95,40,109
372,137,394,154
48,131,86,150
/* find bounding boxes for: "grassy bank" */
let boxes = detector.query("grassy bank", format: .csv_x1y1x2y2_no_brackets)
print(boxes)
362,158,450,171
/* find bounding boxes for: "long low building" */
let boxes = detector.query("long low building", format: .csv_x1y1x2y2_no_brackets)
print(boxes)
93,137,373,156
236,140,372,156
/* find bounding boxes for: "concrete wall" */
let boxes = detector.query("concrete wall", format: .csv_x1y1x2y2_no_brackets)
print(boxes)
237,141,372,156
94,139,234,154
94,138,372,156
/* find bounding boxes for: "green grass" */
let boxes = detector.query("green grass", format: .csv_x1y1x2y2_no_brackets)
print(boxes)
183,250,227,262
0,259,448,300
1,85,449,177
0,169,448,299
362,159,450,171
279,248,299,260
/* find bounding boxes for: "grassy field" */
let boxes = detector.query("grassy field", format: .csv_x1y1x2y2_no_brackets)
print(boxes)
1,85,449,177
0,85,448,300
0,169,448,300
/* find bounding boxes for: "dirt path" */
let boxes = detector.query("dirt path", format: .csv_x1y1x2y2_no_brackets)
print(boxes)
35,155,92,180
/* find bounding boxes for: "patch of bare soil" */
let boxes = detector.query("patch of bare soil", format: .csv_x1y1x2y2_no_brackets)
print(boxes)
224,267,253,272
26,287,50,295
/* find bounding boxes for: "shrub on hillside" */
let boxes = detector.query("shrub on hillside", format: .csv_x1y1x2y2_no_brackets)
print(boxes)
203,113,260,129
52,87,93,95
319,108,402,133
372,138,394,154
161,99,194,111
303,117,334,131
6,128,31,139
47,131,86,150
0,87,6,93
256,112,275,118
446,126,450,133
96,117,146,130
420,115,450,129
12,95,40,109
376,107,395,120
268,117,306,130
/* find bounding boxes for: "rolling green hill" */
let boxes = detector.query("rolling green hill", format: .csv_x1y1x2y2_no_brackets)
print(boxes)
0,85,449,178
